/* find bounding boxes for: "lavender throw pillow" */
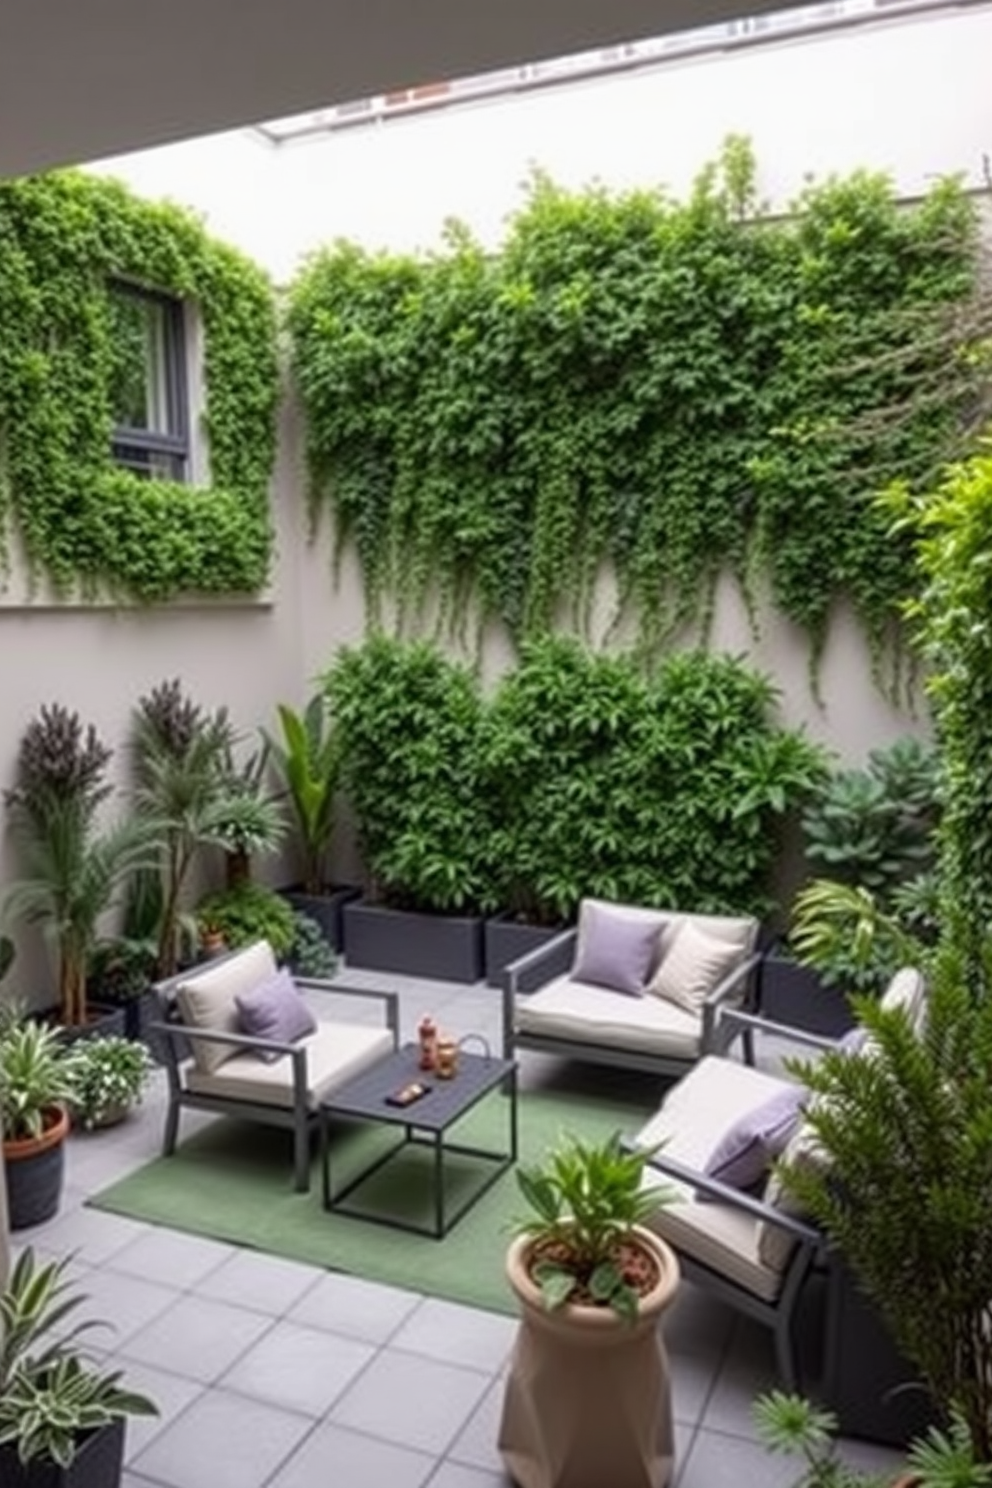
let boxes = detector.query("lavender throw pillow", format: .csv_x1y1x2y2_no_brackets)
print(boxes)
702,1083,806,1195
236,968,317,1062
571,903,661,996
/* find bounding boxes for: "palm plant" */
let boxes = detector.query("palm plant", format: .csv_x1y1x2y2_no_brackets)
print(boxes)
132,679,245,978
264,694,339,896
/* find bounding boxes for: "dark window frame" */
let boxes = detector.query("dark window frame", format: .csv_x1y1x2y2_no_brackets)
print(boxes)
109,281,190,482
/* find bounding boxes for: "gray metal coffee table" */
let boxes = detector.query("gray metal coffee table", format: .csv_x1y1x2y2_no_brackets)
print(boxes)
319,1042,518,1239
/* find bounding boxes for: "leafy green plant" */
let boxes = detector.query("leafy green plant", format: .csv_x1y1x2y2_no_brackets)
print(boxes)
66,1035,152,1130
287,911,338,979
514,1132,669,1321
0,1248,157,1468
3,705,159,1025
324,635,491,913
132,679,244,978
194,882,296,960
0,170,277,599
790,879,919,995
211,742,285,888
289,141,982,670
263,695,339,895
0,1018,75,1142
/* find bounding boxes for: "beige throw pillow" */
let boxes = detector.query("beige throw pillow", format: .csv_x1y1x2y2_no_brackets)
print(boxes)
757,1121,828,1271
648,920,744,1016
177,941,279,1076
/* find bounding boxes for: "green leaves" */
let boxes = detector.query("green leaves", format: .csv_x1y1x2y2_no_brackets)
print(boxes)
288,140,980,668
265,696,339,894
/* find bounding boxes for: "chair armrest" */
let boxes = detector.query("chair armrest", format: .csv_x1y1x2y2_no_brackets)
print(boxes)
719,1006,848,1056
292,979,400,1042
701,952,763,1052
502,928,577,1060
146,1020,303,1059
634,1145,823,1249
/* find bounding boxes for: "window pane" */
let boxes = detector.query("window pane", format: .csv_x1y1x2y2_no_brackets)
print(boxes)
108,288,177,435
111,441,184,481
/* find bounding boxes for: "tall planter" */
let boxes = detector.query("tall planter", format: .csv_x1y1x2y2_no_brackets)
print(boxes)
3,1106,69,1230
279,884,361,953
343,899,485,983
499,1227,680,1488
0,1417,126,1488
757,952,855,1037
484,917,569,990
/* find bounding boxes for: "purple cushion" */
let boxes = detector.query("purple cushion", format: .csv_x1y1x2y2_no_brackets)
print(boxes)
236,968,317,1062
571,904,661,996
702,1084,806,1194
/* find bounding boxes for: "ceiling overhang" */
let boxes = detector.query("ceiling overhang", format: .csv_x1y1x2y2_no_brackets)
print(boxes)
2,0,791,177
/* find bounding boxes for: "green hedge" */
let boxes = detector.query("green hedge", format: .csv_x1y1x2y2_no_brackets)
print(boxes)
0,172,278,599
289,140,982,670
325,633,828,921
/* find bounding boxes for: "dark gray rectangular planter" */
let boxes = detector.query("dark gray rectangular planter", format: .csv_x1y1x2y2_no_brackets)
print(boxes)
757,953,855,1037
484,916,570,989
279,884,362,953
0,1415,126,1488
343,900,485,983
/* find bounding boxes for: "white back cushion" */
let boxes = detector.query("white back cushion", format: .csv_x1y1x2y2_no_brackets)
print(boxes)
177,941,278,1076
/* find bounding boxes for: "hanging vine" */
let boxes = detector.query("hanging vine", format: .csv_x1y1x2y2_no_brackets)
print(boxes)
288,138,986,667
0,171,278,600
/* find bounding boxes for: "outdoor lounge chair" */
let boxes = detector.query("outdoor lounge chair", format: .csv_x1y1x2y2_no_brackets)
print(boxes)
502,897,761,1079
151,940,399,1192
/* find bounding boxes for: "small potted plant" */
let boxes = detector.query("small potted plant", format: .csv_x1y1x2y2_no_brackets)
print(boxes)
498,1131,679,1488
0,1014,75,1229
0,1247,157,1488
66,1036,152,1131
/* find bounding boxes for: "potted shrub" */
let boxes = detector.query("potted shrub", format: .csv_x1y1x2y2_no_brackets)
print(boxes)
3,705,158,1031
194,882,296,961
66,1036,152,1132
264,693,359,952
0,1247,157,1488
326,637,490,982
498,1132,680,1488
0,1016,75,1229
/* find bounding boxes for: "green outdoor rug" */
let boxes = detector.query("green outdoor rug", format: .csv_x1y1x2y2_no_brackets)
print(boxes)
88,1081,655,1316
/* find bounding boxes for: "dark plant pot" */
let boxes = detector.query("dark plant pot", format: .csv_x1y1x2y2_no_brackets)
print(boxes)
280,884,363,953
3,1107,69,1230
757,953,855,1037
342,899,485,983
484,916,570,989
0,1416,126,1488
51,1004,127,1046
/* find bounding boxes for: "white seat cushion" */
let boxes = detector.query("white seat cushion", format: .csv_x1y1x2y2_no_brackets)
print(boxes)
177,941,279,1077
517,973,703,1061
184,1021,395,1109
631,1056,802,1301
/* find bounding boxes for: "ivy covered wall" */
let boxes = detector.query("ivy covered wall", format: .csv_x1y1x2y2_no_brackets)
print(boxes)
287,140,985,672
0,171,279,600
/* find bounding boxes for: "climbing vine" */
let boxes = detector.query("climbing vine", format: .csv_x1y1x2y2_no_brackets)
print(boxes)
288,138,985,667
0,171,278,599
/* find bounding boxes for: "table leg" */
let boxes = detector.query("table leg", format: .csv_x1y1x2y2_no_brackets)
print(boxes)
434,1129,445,1238
320,1109,332,1210
509,1065,518,1161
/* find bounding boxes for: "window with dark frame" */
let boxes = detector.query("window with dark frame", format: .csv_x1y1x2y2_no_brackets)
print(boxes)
108,283,189,481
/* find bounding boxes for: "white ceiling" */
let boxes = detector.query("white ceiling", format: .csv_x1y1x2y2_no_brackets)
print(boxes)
1,0,789,176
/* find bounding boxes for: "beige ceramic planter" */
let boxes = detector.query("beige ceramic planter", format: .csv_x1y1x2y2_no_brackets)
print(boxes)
499,1225,680,1488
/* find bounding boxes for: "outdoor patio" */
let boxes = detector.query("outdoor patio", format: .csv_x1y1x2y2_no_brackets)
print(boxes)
14,967,904,1488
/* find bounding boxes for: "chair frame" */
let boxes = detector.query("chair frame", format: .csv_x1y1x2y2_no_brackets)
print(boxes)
501,928,763,1079
150,968,400,1193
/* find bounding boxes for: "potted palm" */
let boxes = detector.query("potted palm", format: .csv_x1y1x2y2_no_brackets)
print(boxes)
0,1247,157,1488
498,1132,679,1488
0,1016,76,1229
264,693,358,952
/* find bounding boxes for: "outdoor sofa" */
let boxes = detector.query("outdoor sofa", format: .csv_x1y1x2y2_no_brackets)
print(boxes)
501,897,762,1078
152,940,399,1191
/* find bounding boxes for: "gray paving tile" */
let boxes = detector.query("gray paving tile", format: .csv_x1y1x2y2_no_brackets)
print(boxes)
390,1297,517,1374
671,1347,720,1428
447,1376,506,1473
287,1267,421,1344
664,1280,736,1360
129,1388,313,1488
676,1426,797,1488
117,1359,204,1463
427,1462,512,1488
267,1421,435,1488
27,1203,148,1266
220,1318,375,1417
64,1268,178,1348
331,1349,491,1455
198,1248,321,1316
698,1317,776,1440
119,1293,274,1383
107,1225,236,1290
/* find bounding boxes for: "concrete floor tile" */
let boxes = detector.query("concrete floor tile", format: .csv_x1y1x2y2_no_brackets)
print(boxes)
331,1349,491,1455
129,1388,312,1488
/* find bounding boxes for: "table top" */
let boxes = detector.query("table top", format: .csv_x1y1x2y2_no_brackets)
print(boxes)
320,1042,516,1131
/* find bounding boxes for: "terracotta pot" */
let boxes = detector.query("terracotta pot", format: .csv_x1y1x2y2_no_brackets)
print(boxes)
3,1105,70,1229
499,1225,680,1488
